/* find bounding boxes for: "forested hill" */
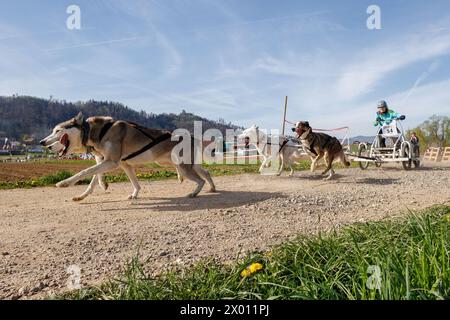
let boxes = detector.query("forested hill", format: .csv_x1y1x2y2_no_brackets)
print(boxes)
0,96,239,140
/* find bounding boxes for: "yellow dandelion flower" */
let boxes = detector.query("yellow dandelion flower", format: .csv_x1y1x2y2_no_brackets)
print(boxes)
240,262,263,278
444,214,450,222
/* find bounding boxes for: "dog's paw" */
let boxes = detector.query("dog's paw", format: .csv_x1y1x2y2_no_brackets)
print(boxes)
207,187,217,193
56,181,70,188
72,196,84,202
187,192,197,198
128,194,138,200
100,181,109,191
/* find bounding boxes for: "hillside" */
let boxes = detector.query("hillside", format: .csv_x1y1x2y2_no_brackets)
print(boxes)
0,96,239,140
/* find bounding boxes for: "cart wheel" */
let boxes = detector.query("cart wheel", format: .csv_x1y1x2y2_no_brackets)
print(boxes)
358,144,370,170
402,145,412,170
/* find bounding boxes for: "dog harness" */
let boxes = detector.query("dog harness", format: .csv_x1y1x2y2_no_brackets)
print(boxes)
299,130,333,157
278,140,288,152
121,125,172,161
254,127,290,154
77,118,172,160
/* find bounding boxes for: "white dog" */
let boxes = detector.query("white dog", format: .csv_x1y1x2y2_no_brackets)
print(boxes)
238,125,305,176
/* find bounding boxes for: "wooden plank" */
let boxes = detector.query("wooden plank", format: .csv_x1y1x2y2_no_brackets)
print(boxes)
442,147,450,162
423,147,441,162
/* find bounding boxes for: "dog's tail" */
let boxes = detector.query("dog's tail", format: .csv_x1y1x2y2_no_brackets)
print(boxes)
340,150,351,167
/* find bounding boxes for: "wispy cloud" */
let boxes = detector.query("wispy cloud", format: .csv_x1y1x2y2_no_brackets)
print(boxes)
44,36,144,52
335,29,450,101
2,1,450,135
104,0,184,79
151,26,183,78
398,60,440,108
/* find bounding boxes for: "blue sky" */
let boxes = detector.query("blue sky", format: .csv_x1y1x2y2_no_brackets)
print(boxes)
0,0,449,135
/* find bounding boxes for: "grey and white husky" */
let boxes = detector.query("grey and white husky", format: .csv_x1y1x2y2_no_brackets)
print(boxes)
40,112,216,201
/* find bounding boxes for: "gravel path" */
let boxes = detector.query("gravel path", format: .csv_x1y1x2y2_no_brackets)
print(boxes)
1,163,449,299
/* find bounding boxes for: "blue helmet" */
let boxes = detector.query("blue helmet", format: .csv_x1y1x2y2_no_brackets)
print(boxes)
377,100,388,108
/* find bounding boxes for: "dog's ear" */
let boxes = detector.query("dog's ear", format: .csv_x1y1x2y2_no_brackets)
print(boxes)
304,121,310,128
74,112,84,125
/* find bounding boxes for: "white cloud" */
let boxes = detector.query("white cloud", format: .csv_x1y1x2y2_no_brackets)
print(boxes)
398,60,440,108
313,78,450,136
1,3,450,138
335,30,450,101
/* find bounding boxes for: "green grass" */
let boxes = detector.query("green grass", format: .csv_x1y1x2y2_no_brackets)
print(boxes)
62,205,450,300
0,154,27,160
0,171,76,189
0,159,359,190
0,160,308,190
0,170,178,189
38,159,96,166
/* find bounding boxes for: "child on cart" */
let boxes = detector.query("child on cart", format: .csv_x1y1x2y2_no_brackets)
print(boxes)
373,100,402,148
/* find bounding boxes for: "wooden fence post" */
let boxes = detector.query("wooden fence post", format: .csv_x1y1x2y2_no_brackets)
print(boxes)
281,96,288,136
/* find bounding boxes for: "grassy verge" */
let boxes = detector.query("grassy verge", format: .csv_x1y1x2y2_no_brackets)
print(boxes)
0,170,179,189
0,161,289,189
63,205,449,300
0,160,359,190
0,171,76,189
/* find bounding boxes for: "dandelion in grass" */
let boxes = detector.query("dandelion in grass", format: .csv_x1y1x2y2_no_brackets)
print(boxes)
241,262,263,278
444,214,450,222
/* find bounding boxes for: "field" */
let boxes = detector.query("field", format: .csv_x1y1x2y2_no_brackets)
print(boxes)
0,160,95,183
0,160,276,188
0,161,449,299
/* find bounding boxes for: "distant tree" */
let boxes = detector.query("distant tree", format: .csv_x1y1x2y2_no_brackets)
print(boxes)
0,95,239,140
407,115,449,150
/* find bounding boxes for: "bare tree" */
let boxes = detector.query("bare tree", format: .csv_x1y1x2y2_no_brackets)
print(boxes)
407,115,449,149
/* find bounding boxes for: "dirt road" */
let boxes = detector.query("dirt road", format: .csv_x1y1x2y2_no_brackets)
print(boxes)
1,164,449,299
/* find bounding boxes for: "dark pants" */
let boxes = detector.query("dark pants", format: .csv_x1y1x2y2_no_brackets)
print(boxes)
377,128,401,148
377,129,386,147
412,143,420,157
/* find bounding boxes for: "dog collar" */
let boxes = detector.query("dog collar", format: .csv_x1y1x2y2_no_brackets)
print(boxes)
299,128,311,140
